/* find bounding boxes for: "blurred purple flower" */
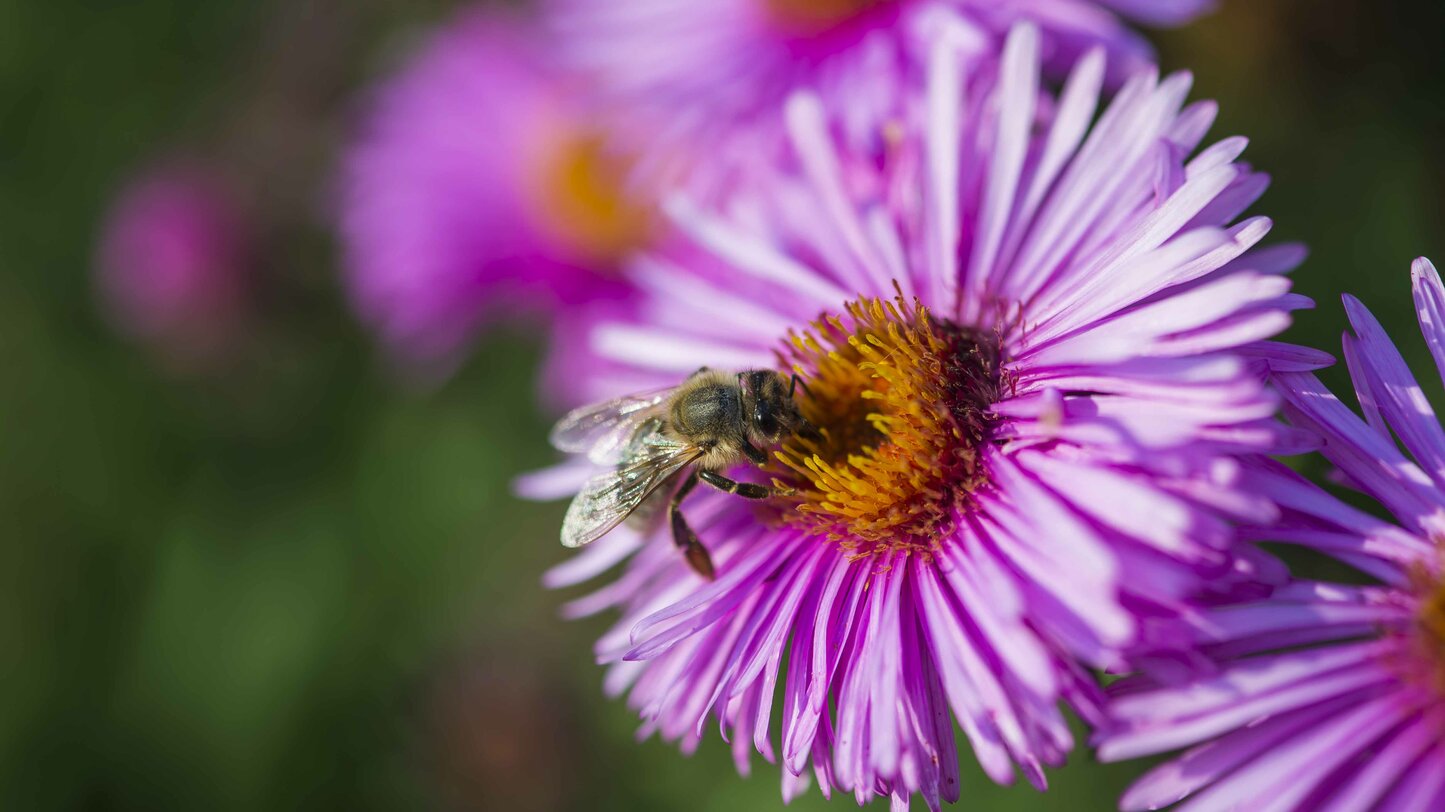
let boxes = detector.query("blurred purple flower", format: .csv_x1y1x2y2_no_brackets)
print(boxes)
547,0,1216,164
1099,258,1445,812
95,162,247,367
338,9,654,384
528,25,1312,809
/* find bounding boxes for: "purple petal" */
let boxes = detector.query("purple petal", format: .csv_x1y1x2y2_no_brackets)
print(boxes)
1412,257,1445,389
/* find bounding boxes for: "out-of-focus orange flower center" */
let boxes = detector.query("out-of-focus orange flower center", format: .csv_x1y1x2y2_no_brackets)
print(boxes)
770,291,1005,556
763,0,888,35
539,134,651,265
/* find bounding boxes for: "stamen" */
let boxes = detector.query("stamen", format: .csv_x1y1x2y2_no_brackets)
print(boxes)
771,290,1005,556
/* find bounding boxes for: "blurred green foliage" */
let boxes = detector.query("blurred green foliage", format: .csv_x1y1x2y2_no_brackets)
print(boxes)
0,0,1441,810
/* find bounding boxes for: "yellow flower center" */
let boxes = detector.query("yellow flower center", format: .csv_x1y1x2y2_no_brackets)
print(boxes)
770,291,1005,556
538,134,651,265
1419,575,1445,642
763,0,888,35
1407,560,1445,688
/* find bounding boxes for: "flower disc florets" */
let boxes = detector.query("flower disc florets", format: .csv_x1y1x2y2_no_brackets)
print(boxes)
1401,558,1445,691
773,291,1005,553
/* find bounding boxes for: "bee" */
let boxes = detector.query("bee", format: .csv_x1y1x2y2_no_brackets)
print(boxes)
549,368,812,579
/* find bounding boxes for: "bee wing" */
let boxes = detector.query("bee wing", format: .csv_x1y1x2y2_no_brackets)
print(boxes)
549,387,674,463
561,430,701,548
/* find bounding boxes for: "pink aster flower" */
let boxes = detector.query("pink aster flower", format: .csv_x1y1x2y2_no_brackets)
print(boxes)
95,161,248,368
547,0,1215,164
1098,258,1445,812
337,9,654,384
527,25,1314,809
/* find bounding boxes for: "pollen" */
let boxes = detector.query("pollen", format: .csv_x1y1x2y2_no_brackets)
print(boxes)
771,290,1005,556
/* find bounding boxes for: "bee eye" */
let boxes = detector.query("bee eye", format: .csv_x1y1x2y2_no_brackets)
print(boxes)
755,406,780,436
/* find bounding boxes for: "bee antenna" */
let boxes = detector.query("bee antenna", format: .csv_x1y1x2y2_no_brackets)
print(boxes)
789,373,813,399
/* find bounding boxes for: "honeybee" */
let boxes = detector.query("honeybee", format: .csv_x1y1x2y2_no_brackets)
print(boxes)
549,368,812,579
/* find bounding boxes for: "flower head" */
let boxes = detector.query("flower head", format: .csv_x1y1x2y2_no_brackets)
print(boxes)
95,161,248,368
530,24,1310,808
1097,257,1445,811
547,0,1216,164
337,9,652,381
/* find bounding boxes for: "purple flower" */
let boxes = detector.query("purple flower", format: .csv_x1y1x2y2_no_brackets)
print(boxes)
528,24,1313,809
1098,257,1445,812
95,162,248,368
337,9,653,384
546,0,1215,163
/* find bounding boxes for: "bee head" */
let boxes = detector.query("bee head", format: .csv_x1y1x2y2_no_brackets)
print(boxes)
740,369,808,445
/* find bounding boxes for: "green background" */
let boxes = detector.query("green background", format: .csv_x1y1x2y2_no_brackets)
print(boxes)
1,0,1441,809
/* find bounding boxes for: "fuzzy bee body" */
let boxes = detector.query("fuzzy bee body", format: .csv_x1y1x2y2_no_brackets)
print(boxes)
549,368,809,578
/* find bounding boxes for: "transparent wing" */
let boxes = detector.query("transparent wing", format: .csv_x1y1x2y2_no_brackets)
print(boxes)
548,387,674,464
561,424,700,548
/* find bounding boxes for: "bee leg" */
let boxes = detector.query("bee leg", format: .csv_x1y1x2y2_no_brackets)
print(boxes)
798,419,822,443
670,470,716,580
688,366,712,380
698,469,792,499
741,441,769,466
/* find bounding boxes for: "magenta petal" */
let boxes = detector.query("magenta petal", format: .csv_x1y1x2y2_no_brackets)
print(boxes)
1342,294,1445,484
1412,257,1445,389
1318,709,1445,812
